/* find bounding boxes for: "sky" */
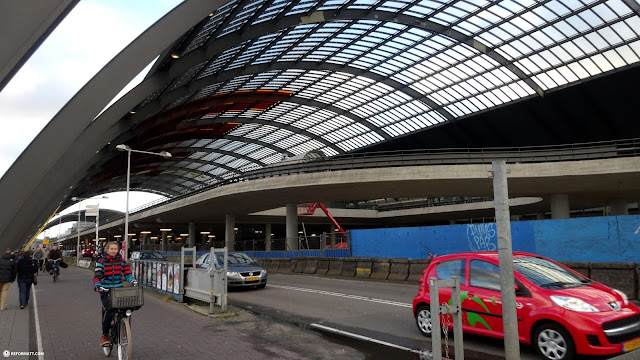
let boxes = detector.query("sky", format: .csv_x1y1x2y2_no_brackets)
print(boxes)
0,0,184,237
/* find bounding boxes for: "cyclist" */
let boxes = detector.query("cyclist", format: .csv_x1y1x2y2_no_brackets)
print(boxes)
33,247,44,273
93,241,138,346
47,245,62,278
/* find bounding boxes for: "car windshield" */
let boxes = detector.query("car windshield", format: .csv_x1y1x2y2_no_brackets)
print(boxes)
514,256,590,289
215,252,254,265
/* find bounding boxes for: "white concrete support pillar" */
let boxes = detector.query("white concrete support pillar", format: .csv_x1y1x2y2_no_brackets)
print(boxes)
550,194,570,219
225,214,235,251
161,231,168,251
188,223,196,248
329,224,336,247
286,203,298,251
610,200,629,216
264,224,272,252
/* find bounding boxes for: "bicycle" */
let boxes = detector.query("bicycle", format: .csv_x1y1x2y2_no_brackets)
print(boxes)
98,285,143,359
49,259,60,282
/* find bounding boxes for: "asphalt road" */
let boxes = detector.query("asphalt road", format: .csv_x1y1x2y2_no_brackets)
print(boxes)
228,273,542,360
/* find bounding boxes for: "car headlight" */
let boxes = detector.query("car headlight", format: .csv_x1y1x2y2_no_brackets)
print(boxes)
227,271,240,277
551,295,599,312
261,269,267,275
613,289,629,305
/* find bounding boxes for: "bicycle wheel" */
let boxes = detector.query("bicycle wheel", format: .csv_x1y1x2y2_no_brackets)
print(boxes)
118,317,132,360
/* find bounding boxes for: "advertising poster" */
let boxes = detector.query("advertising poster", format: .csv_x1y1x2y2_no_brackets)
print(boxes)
161,263,167,291
152,262,157,288
145,262,152,287
173,264,180,293
167,264,174,293
156,262,161,290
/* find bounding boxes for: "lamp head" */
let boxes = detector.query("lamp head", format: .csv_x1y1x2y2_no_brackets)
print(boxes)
116,144,130,152
71,197,79,201
159,151,172,159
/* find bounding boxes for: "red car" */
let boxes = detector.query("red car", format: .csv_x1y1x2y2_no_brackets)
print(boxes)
412,251,640,360
81,248,94,258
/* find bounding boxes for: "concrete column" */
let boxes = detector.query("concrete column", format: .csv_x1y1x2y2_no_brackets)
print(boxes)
610,199,629,216
550,194,570,219
225,214,235,251
329,224,336,247
161,231,168,251
188,223,196,248
264,224,271,252
286,203,298,251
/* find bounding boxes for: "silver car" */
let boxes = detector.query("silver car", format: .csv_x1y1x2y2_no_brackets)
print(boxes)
196,251,267,289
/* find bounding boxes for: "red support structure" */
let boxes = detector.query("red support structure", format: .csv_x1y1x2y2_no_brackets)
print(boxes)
296,202,348,243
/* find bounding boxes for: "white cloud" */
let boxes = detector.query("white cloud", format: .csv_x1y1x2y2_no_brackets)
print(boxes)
0,0,182,178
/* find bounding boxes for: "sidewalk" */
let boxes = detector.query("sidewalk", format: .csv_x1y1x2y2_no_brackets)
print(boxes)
2,266,367,360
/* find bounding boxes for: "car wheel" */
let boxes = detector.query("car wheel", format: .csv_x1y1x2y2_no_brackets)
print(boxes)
534,323,575,360
415,304,433,337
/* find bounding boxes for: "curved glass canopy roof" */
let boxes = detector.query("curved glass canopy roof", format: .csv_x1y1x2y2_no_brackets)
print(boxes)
85,0,640,197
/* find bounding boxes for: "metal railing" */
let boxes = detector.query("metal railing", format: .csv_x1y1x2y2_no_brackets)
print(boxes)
71,137,640,234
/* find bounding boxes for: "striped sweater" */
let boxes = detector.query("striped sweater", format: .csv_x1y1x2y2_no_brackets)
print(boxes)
93,254,134,289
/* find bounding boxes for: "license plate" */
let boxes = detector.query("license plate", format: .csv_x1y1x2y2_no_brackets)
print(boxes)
247,276,259,282
624,337,640,352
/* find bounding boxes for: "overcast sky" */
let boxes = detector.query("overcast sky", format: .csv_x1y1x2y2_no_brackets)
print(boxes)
0,0,184,236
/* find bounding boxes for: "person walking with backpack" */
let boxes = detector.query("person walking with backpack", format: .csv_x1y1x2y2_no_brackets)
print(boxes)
0,248,18,310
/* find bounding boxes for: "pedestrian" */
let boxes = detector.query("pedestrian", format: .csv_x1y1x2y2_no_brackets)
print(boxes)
16,250,37,309
0,248,18,310
33,247,44,273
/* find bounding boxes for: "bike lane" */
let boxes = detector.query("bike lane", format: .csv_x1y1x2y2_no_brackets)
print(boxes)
30,266,364,360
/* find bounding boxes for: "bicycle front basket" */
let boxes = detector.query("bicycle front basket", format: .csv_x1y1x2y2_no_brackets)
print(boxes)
108,286,144,310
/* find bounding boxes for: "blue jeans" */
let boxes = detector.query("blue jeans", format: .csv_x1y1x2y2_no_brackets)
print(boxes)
18,280,32,307
100,292,113,335
49,260,60,276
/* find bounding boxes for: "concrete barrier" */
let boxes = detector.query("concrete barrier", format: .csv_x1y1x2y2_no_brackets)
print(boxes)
341,258,356,277
327,259,343,276
355,258,372,279
560,261,590,278
388,259,409,282
408,259,430,283
316,258,330,275
590,262,637,299
370,258,390,280
303,258,318,274
293,258,305,273
281,259,294,272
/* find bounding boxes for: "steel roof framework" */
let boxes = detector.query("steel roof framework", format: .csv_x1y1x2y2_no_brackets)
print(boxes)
2,0,640,248
87,0,640,199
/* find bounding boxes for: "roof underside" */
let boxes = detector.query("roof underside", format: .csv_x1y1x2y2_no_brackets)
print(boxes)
77,0,640,199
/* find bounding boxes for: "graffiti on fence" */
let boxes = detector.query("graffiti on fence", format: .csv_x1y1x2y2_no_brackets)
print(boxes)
467,223,497,251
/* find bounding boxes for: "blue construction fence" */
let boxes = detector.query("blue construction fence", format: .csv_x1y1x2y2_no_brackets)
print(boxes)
350,214,640,263
160,249,350,259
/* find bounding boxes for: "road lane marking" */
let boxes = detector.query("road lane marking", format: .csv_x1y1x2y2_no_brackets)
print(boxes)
269,284,412,308
309,323,425,355
31,285,44,360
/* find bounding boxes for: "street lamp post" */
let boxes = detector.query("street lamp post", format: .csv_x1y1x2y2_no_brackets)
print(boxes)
71,195,108,262
116,144,171,261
